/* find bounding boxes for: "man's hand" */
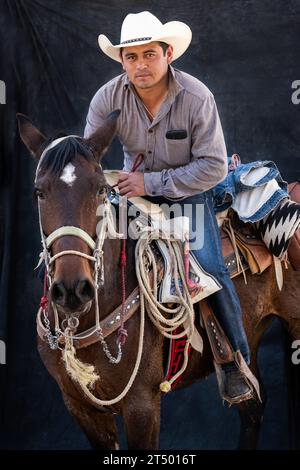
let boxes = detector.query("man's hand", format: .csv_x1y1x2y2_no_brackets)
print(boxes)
117,172,145,198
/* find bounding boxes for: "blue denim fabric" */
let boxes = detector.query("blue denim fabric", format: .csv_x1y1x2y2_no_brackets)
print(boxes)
213,159,288,222
146,191,250,364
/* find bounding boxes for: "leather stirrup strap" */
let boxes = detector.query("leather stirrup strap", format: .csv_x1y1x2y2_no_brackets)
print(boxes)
200,300,234,364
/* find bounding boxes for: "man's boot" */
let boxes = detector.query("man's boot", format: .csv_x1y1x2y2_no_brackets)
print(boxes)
200,301,259,403
222,362,253,402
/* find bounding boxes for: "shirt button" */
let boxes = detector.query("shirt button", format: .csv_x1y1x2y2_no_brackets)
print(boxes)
145,167,150,171
148,150,152,154
152,191,156,195
148,129,153,133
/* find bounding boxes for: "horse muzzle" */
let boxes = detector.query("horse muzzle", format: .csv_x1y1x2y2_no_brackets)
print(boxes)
50,278,94,316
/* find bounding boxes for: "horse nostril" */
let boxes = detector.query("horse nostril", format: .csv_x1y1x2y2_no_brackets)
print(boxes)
75,279,94,303
51,279,93,310
51,282,67,305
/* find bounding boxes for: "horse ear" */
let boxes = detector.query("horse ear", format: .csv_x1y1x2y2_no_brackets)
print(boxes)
17,113,47,160
84,109,120,161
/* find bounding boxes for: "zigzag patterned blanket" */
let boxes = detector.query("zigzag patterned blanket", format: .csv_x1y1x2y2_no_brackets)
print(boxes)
255,198,300,259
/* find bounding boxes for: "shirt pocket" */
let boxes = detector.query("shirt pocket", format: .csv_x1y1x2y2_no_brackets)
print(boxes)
165,137,191,167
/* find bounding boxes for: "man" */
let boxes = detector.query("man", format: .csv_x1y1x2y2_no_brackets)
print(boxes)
84,11,254,402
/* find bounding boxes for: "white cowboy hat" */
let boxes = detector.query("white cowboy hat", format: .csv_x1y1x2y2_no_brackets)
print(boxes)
98,11,192,63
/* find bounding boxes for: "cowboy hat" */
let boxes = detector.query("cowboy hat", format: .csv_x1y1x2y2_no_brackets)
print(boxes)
98,11,192,63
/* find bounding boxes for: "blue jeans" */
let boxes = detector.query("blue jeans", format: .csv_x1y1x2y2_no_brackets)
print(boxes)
213,159,288,222
146,190,250,364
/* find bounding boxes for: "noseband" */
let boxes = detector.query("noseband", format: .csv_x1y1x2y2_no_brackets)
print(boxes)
36,136,124,363
37,207,106,289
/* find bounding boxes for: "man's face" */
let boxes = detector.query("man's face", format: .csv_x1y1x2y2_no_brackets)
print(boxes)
121,41,173,91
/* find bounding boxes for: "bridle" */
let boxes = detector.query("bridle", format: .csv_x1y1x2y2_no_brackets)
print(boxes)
36,136,124,363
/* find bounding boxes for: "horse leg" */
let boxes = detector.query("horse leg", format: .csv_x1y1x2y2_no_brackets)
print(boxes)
122,390,161,450
62,394,119,450
235,317,271,449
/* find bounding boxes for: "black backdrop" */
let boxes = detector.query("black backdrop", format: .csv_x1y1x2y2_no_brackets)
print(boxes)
0,0,300,450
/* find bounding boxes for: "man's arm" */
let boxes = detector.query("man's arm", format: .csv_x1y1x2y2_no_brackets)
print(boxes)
144,156,227,199
144,93,228,199
84,88,110,138
116,153,227,199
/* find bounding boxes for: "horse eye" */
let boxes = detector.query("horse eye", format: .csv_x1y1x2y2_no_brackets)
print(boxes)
35,188,45,199
97,187,107,197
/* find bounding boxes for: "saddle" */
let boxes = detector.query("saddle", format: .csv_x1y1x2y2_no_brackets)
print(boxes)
220,214,272,278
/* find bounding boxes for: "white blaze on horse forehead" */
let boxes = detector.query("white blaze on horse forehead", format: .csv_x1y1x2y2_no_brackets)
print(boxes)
60,162,77,187
35,134,80,183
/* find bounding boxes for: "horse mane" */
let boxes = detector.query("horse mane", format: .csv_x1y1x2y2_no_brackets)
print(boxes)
39,134,95,177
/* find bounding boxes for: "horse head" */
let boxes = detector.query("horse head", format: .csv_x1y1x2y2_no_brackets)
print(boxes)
17,111,120,318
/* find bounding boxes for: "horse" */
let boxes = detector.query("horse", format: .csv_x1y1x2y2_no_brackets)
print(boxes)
17,111,300,450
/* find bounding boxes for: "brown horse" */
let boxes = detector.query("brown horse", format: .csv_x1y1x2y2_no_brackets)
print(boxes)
17,112,300,450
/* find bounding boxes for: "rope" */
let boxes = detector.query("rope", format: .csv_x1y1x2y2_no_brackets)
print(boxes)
62,289,146,407
118,238,128,345
49,250,96,264
134,226,196,388
116,153,144,345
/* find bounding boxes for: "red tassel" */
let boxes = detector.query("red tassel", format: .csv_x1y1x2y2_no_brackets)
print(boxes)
40,295,48,311
117,328,128,346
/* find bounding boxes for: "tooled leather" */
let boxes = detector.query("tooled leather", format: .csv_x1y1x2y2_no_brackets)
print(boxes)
200,300,234,365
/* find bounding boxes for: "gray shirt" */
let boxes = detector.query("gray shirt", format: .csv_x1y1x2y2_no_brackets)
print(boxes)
84,65,227,199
